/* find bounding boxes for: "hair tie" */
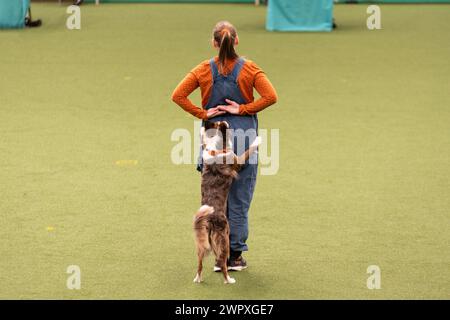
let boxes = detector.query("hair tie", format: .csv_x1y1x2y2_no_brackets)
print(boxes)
221,29,231,37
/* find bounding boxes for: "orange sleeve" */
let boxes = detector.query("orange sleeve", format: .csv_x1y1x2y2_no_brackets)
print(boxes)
238,62,278,115
171,72,208,120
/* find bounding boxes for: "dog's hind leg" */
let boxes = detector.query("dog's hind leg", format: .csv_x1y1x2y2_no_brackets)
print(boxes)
194,232,209,283
193,248,206,283
212,230,235,284
220,259,235,284
218,239,235,284
193,205,213,284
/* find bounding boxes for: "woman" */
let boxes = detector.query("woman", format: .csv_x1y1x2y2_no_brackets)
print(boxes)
172,21,277,271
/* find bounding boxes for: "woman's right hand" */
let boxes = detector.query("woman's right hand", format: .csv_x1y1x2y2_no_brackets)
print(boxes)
206,107,226,119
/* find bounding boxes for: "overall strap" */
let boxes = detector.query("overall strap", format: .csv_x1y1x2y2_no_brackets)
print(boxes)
209,58,219,81
230,57,245,83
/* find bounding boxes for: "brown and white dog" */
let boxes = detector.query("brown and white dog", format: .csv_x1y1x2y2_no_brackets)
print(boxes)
193,120,261,284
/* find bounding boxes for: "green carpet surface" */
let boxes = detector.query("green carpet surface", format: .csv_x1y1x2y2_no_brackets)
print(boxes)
0,3,449,299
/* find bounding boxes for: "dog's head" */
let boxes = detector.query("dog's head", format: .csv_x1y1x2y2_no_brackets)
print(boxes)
201,120,232,154
201,120,233,165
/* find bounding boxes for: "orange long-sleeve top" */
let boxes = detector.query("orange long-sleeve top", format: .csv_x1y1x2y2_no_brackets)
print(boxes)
171,57,278,120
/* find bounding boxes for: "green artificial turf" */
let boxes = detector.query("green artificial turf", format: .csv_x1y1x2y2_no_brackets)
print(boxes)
0,3,449,299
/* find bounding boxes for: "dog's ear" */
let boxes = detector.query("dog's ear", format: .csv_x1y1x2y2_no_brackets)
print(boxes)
220,121,232,149
218,122,229,149
204,120,215,131
218,122,228,134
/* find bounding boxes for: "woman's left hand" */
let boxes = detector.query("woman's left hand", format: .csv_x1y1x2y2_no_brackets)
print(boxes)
217,99,240,115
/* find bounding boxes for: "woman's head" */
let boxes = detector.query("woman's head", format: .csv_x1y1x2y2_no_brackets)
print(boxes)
212,21,239,73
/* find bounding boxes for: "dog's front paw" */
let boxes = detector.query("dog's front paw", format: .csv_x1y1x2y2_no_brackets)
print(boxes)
224,276,236,284
193,273,202,283
251,136,262,148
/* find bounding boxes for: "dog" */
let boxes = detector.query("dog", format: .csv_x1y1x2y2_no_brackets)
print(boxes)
193,120,261,284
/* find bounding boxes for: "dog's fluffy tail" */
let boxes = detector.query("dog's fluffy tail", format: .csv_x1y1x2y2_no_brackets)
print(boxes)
194,205,214,252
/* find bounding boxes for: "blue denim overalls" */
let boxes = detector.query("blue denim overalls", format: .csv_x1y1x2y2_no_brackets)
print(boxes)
198,57,258,253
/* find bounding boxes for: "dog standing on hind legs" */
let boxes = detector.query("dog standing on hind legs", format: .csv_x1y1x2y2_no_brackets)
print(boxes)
193,120,260,284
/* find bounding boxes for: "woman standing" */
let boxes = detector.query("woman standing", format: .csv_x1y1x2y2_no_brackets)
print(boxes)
172,21,277,271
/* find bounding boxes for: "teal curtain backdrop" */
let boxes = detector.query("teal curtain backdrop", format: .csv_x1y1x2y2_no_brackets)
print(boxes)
0,0,30,28
266,0,334,32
